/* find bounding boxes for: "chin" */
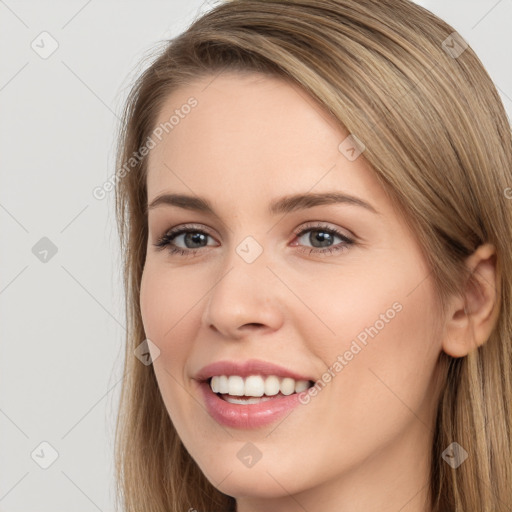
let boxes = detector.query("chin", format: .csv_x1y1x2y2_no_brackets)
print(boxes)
211,468,307,499
188,447,313,499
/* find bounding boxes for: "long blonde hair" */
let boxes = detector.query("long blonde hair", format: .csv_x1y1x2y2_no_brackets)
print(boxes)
113,1,512,510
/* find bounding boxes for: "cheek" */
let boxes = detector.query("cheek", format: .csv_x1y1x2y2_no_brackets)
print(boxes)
311,257,441,432
140,262,204,344
139,262,206,402
295,257,423,360
139,262,205,423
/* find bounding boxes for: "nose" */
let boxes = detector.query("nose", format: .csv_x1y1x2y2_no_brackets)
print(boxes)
200,246,285,340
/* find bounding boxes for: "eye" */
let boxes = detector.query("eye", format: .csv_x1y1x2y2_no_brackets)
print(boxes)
153,222,355,258
291,222,354,257
153,223,217,258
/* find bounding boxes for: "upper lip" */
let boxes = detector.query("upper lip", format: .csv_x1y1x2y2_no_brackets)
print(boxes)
194,359,315,382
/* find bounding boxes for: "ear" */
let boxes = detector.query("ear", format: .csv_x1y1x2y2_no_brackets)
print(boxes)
442,243,500,358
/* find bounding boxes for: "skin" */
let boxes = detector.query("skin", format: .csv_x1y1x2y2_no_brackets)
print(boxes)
140,71,498,512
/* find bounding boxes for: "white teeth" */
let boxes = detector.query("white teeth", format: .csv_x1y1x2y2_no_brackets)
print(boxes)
228,375,245,396
294,380,310,393
218,375,229,394
280,377,295,395
225,395,275,405
244,375,265,397
211,376,220,393
264,375,280,396
209,374,311,398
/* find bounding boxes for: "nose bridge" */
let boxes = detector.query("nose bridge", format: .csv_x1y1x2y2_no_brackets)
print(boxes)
218,231,270,289
201,232,284,335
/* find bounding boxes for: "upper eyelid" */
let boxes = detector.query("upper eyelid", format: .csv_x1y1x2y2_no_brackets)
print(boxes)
161,222,354,243
164,223,218,239
161,221,349,233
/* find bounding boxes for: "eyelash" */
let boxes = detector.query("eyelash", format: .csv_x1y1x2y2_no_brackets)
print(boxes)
153,222,355,259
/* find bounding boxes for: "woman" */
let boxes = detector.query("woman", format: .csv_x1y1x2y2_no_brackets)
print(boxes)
113,0,512,510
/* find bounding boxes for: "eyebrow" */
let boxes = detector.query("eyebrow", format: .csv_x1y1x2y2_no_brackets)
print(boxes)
146,191,379,216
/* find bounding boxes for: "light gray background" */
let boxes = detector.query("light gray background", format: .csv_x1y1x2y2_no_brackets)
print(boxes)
1,1,511,510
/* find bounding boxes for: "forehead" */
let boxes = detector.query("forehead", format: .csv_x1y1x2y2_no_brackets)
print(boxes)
153,70,335,128
145,71,386,212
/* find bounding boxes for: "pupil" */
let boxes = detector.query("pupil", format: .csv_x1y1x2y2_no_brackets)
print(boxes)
182,230,333,249
186,232,206,248
311,231,332,247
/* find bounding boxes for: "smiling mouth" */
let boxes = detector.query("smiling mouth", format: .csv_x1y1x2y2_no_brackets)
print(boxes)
208,374,315,404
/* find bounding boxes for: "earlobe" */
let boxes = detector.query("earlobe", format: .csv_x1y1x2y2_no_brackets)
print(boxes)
442,243,499,359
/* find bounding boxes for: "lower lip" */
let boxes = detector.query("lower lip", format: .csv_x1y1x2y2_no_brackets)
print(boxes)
198,380,306,429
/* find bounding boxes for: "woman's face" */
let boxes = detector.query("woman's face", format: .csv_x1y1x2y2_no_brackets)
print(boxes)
140,71,444,509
